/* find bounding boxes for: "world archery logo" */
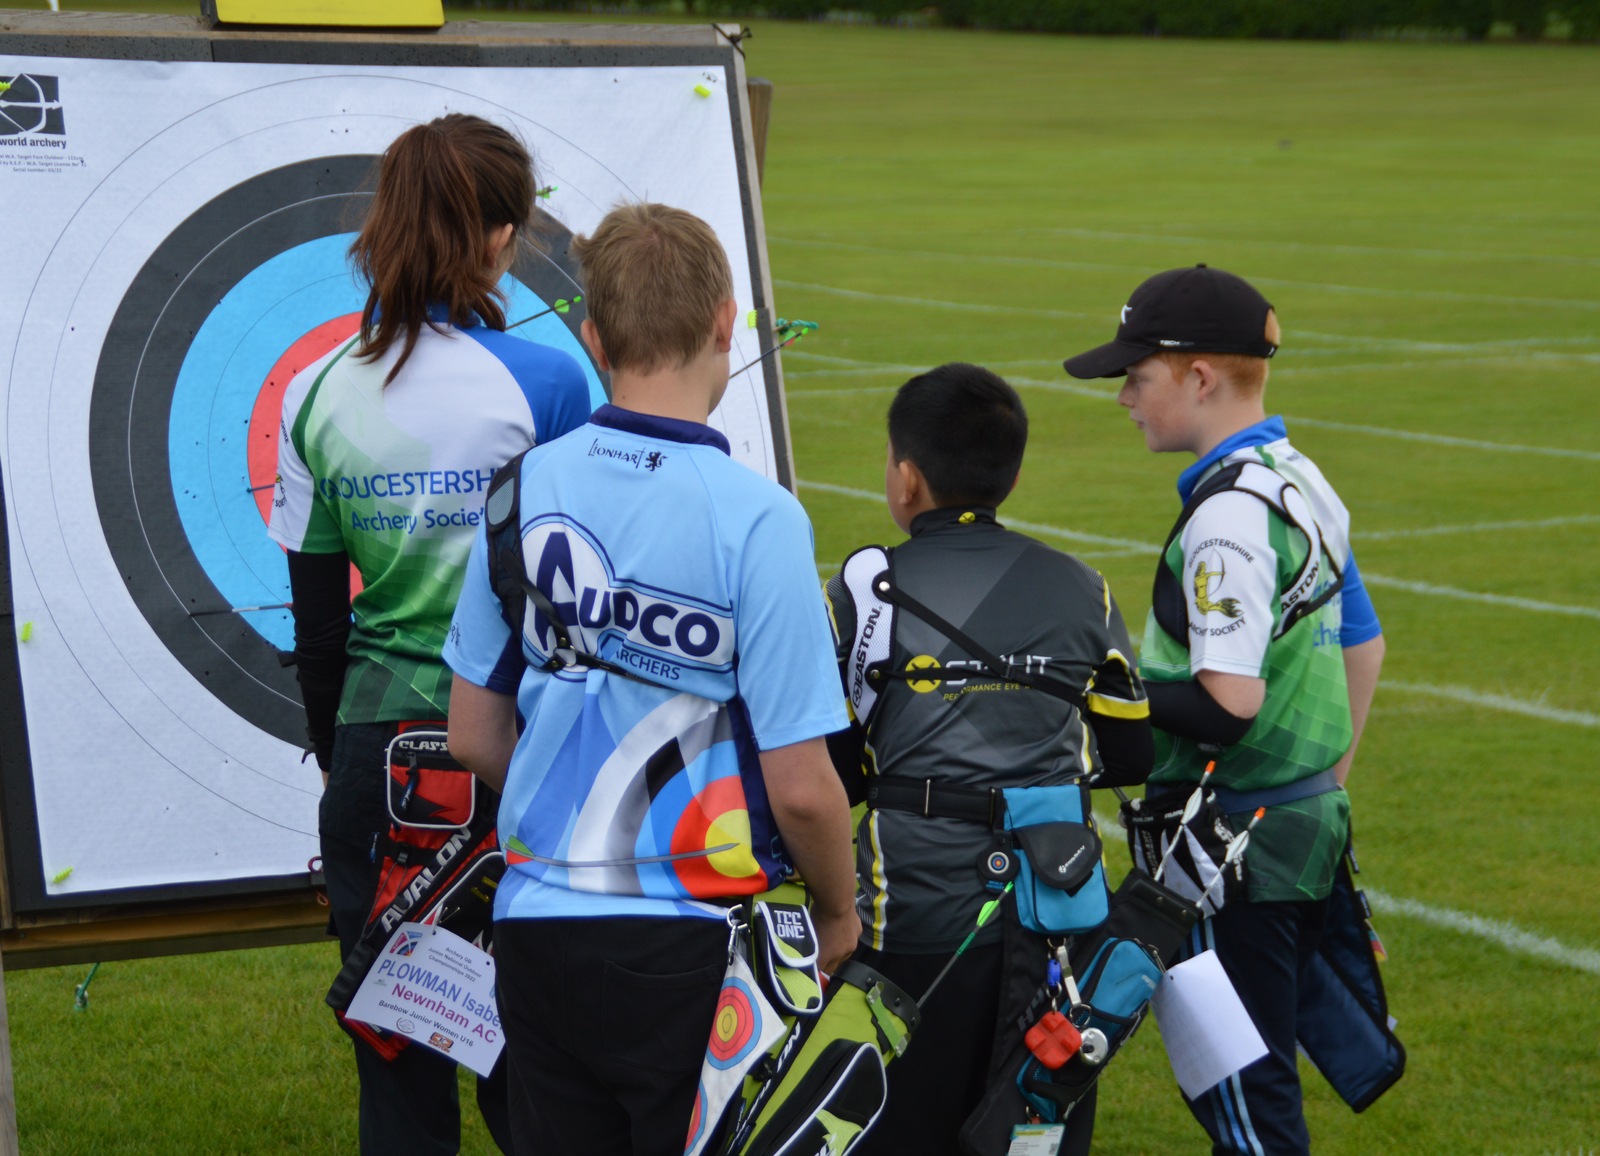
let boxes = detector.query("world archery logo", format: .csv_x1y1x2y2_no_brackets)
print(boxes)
1193,549,1243,619
389,929,425,956
0,75,65,137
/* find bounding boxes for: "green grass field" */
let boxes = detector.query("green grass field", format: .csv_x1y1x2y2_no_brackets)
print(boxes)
5,7,1599,1152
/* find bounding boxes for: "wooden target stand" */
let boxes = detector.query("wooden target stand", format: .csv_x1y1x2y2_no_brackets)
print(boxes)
0,7,775,1149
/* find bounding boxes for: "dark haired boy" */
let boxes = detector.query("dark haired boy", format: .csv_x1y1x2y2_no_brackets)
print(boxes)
823,363,1152,1156
1064,266,1386,1156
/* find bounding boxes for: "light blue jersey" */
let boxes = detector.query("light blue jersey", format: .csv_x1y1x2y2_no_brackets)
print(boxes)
444,404,848,923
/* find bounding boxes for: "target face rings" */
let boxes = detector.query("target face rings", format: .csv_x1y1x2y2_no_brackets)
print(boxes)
89,155,597,746
707,976,764,1069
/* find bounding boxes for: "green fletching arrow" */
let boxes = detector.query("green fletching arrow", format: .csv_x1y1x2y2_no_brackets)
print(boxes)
918,881,1012,1008
508,296,582,330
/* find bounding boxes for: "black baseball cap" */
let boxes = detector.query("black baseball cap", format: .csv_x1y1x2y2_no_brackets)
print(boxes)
1063,265,1277,379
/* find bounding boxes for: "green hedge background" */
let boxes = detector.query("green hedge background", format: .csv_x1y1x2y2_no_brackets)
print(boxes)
458,0,1600,40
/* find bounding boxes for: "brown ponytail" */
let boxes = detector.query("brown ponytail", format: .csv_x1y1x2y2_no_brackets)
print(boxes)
349,114,537,384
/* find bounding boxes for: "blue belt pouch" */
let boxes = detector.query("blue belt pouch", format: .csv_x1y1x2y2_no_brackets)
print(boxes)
1003,784,1109,935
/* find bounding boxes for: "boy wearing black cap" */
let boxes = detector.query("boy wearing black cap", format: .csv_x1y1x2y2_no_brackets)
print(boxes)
1064,267,1387,1156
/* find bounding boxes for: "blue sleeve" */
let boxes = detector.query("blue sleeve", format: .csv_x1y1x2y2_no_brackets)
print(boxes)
1339,553,1383,647
733,493,852,751
443,521,525,695
468,328,595,444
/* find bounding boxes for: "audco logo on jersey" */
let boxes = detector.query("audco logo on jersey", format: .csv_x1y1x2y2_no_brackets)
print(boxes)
521,520,736,667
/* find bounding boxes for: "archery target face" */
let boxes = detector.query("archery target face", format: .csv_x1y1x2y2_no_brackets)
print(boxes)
1,58,781,899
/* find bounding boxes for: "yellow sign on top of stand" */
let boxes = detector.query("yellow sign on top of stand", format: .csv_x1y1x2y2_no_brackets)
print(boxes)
210,0,445,27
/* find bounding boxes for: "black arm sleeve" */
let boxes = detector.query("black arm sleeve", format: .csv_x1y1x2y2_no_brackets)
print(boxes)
1145,679,1255,747
286,550,352,772
1085,714,1155,789
825,725,870,807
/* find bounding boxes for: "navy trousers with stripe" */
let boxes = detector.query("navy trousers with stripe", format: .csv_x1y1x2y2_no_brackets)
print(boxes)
1176,897,1329,1156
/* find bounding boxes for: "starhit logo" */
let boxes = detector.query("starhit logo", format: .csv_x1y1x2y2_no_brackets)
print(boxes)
0,75,65,137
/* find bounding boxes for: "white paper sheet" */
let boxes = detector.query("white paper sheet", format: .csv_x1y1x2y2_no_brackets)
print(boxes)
1149,949,1268,1098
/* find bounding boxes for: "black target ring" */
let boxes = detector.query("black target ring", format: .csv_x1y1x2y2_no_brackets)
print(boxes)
89,154,599,746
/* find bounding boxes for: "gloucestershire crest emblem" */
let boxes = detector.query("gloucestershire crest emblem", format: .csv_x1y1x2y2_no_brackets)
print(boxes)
1193,551,1243,619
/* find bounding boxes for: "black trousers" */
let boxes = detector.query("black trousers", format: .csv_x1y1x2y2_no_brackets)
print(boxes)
851,943,1096,1156
1175,898,1330,1156
494,916,728,1156
322,722,513,1156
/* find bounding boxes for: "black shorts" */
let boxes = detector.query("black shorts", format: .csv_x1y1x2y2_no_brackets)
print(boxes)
494,915,727,1156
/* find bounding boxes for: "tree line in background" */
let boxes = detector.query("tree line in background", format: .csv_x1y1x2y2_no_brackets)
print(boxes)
463,0,1600,38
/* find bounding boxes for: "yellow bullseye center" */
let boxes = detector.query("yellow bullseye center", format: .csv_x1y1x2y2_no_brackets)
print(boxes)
705,809,762,879
716,1005,739,1041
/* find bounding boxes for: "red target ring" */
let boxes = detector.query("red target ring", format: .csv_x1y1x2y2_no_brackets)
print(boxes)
709,982,757,1064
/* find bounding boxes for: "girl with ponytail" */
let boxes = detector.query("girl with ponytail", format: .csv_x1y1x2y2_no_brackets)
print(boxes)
268,114,592,1156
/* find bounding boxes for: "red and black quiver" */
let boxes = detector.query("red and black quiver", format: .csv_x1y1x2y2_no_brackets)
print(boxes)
326,724,505,1059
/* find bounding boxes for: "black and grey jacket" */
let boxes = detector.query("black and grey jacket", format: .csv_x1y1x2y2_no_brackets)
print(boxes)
825,506,1151,953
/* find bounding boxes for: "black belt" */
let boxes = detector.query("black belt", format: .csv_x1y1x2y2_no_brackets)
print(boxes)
1210,767,1341,814
866,778,1003,825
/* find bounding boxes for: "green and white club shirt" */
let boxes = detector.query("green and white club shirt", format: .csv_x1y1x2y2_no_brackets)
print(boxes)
1142,428,1356,901
269,309,593,724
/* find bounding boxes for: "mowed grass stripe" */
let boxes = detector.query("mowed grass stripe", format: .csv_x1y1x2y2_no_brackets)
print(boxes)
796,479,1600,620
1088,813,1600,975
781,345,1600,461
771,236,1600,311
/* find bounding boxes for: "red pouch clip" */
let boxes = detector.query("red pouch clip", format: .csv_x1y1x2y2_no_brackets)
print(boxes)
1024,1010,1082,1070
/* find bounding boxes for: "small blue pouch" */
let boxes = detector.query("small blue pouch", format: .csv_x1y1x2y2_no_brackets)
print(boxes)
1002,785,1109,935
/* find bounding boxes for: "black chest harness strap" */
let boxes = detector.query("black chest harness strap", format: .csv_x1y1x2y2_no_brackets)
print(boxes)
1151,460,1346,652
842,545,1090,827
865,564,1088,714
483,451,662,688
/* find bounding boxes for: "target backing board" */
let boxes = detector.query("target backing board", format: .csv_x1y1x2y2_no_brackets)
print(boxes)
0,49,788,912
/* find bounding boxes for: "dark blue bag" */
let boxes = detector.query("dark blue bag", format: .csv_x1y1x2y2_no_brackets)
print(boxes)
1296,841,1406,1111
1003,784,1109,935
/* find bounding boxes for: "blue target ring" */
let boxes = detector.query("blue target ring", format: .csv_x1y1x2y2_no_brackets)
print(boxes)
91,155,606,745
168,233,605,651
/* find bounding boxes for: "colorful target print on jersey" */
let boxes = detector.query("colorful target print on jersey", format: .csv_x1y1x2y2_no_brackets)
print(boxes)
87,155,605,747
670,775,770,899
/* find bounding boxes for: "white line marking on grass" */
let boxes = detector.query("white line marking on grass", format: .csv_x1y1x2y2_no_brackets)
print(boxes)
772,279,1091,319
1010,226,1600,269
1380,680,1600,728
788,387,900,396
1286,417,1600,462
797,480,1159,552
786,348,1600,463
1364,889,1600,975
1093,802,1600,976
802,477,1600,619
1354,514,1600,541
1275,354,1600,376
1361,573,1600,619
770,240,1600,312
